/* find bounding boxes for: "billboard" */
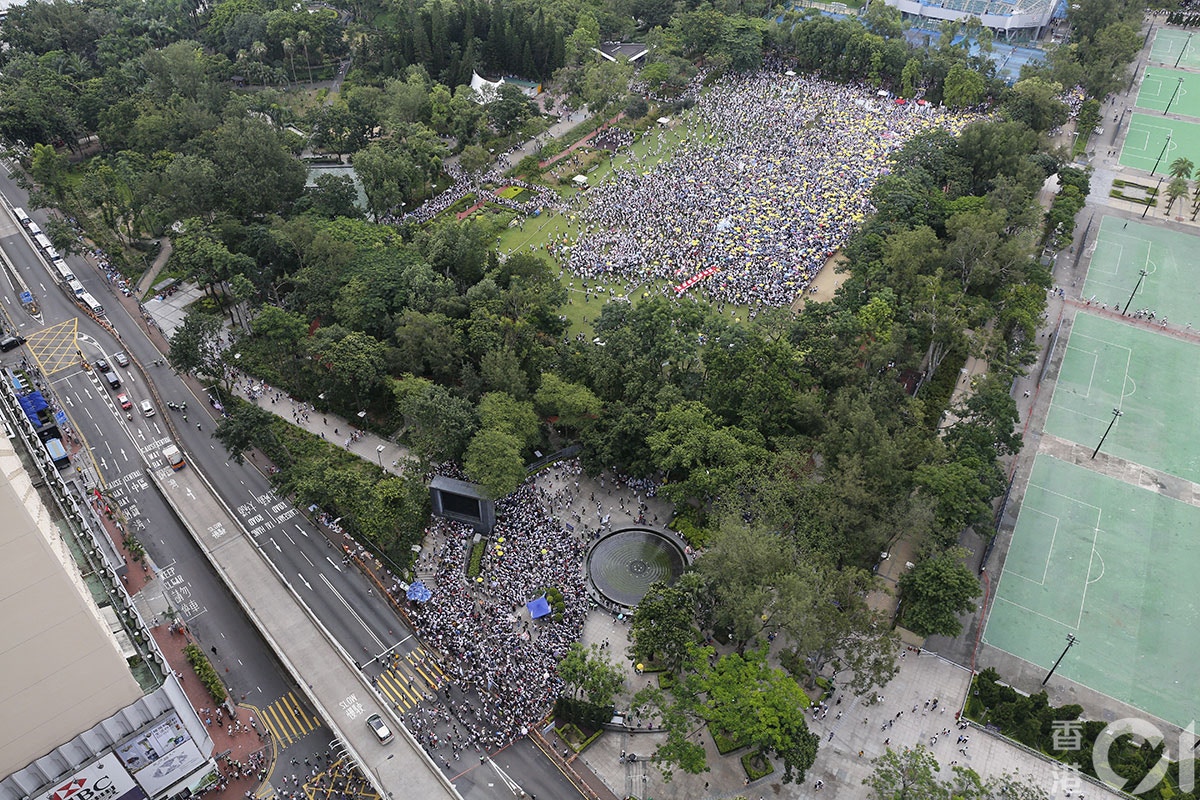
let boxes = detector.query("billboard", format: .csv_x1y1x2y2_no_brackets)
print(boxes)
129,740,206,797
115,713,209,797
42,754,147,800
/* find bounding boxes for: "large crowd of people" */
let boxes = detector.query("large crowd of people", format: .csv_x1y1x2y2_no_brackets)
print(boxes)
563,71,978,307
401,463,594,751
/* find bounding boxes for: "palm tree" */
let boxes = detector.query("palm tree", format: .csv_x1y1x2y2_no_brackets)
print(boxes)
282,37,297,84
1169,156,1194,180
296,30,314,83
1166,175,1189,214
250,40,267,61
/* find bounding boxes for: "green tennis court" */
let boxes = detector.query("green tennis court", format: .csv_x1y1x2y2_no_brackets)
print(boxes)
1135,66,1200,119
985,454,1200,729
1119,113,1200,175
1150,28,1200,70
1045,312,1200,484
1083,215,1198,323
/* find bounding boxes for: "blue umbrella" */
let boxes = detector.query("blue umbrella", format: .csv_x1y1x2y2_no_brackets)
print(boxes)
407,581,432,603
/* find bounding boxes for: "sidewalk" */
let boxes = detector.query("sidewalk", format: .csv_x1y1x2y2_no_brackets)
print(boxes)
230,379,413,476
93,497,275,800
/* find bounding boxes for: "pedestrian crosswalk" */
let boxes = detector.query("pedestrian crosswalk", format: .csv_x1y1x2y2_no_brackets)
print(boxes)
260,691,322,746
375,648,449,711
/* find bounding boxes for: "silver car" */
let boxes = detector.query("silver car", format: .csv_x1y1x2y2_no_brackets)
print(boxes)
366,713,393,744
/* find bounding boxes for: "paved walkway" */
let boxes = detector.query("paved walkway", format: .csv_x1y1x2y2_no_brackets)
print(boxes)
95,498,273,800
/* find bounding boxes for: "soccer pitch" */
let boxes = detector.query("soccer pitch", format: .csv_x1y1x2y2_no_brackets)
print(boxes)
985,454,1200,729
1044,312,1200,484
1118,113,1200,175
1135,66,1200,119
1150,28,1200,71
1082,215,1199,324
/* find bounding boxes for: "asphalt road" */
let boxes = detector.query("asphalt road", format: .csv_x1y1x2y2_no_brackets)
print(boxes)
0,167,583,800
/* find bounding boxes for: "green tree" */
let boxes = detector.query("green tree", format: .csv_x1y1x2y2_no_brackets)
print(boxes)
214,402,283,464
630,581,697,672
209,116,307,217
169,311,231,390
397,381,478,463
558,642,624,707
943,63,985,109
864,745,943,800
29,143,71,202
464,428,526,498
488,83,534,135
534,373,601,432
1003,77,1068,133
898,549,981,637
477,392,540,451
305,173,362,220
635,644,818,784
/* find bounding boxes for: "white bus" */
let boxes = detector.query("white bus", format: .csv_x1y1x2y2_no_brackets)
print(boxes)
26,221,41,237
79,291,104,317
53,258,75,283
33,232,53,252
68,279,85,297
12,207,30,226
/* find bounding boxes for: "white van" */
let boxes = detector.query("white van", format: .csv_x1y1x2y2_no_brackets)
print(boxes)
139,399,155,417
79,291,104,317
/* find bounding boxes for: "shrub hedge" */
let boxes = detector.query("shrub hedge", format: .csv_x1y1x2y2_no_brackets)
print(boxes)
184,643,227,704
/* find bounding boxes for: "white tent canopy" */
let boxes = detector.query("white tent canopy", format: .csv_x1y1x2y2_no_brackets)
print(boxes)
470,71,504,104
572,174,589,185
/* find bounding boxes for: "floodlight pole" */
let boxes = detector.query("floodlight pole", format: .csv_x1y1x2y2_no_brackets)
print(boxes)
1142,176,1165,219
1165,76,1185,116
1042,634,1078,686
1122,269,1148,315
1091,408,1123,460
1176,32,1194,69
1150,132,1173,176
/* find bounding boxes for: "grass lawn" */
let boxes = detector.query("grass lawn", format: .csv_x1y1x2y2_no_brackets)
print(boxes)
492,115,757,338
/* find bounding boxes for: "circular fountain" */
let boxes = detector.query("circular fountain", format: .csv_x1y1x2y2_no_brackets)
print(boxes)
585,527,689,610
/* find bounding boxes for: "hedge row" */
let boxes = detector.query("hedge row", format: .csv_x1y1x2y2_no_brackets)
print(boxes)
184,643,228,704
466,540,486,578
554,696,612,730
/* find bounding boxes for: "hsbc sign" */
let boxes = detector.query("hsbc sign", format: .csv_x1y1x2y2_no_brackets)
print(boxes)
43,755,147,800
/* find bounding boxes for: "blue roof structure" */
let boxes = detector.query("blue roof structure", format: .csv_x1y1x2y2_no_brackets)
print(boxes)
527,596,552,619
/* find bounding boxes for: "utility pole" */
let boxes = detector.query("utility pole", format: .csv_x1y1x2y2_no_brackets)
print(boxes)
1043,634,1078,685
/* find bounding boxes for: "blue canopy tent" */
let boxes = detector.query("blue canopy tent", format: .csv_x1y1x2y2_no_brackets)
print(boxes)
527,596,552,619
406,581,432,603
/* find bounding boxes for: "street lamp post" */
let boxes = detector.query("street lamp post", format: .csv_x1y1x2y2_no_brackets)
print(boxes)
376,444,385,467
1151,132,1173,176
1091,408,1123,460
1042,633,1078,686
1122,268,1148,315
